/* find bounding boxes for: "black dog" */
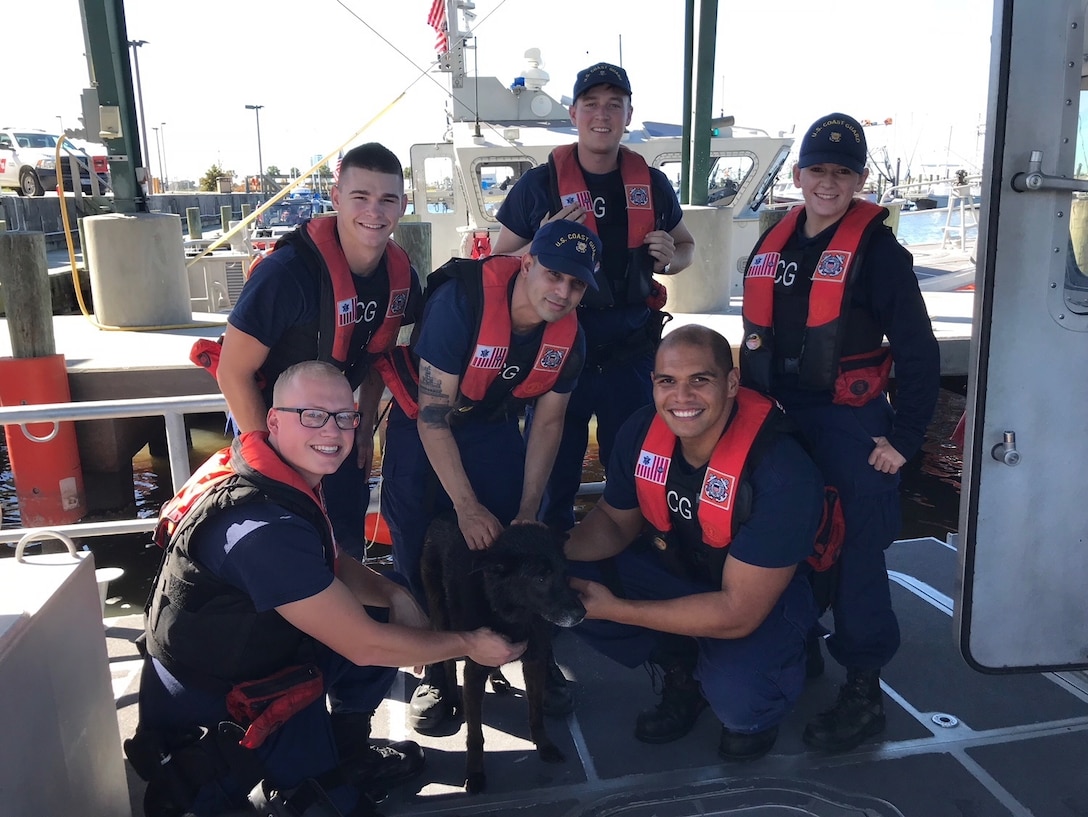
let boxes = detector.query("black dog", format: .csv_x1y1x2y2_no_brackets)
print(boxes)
420,514,586,794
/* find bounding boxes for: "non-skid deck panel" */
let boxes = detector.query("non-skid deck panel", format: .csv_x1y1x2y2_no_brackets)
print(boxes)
886,586,1088,731
967,730,1088,817
886,536,958,600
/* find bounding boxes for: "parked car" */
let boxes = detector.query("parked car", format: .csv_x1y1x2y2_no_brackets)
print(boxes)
0,128,110,196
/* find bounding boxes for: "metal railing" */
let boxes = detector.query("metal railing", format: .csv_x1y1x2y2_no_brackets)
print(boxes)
0,394,226,545
879,174,984,205
0,392,609,547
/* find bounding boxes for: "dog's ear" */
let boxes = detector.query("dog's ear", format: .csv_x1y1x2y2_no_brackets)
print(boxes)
470,549,517,577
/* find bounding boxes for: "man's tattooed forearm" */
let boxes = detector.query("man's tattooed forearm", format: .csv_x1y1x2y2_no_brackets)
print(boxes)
419,404,451,428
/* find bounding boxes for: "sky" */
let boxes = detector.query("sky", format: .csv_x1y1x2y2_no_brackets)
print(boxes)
7,0,994,184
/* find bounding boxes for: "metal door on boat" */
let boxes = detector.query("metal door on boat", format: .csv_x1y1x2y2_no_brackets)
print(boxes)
956,0,1088,671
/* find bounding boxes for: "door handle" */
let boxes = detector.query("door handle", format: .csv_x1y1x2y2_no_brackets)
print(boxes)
1011,150,1088,193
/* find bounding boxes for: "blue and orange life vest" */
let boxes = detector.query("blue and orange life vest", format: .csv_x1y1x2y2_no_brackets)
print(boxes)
377,255,578,419
635,387,776,549
145,432,334,691
549,144,658,309
634,390,844,580
740,200,891,404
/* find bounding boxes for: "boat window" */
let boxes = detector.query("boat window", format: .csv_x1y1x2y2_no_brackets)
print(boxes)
474,160,534,221
422,156,456,214
1065,87,1088,314
657,153,754,208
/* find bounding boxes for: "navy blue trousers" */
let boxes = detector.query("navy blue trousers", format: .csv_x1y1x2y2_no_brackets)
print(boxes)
381,404,526,606
568,549,817,733
533,352,653,531
138,621,398,815
785,397,903,670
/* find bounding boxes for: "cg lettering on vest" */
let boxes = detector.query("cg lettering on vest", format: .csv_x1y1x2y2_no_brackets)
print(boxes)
667,490,693,520
775,260,799,287
501,366,521,380
356,300,379,324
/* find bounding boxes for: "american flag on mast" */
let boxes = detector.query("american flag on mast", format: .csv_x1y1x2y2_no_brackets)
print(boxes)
332,150,344,184
427,0,449,54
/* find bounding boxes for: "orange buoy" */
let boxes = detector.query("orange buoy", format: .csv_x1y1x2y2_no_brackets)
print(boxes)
364,510,393,546
0,354,86,526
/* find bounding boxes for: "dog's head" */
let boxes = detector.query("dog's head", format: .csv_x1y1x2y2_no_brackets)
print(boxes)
477,524,586,628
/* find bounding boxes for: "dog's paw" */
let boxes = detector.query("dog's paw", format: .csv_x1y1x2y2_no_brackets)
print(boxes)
465,772,487,794
537,743,565,764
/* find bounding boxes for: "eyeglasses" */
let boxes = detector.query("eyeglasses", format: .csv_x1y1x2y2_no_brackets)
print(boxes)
273,407,361,430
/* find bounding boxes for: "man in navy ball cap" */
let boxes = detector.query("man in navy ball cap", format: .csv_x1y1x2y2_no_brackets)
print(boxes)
379,220,597,732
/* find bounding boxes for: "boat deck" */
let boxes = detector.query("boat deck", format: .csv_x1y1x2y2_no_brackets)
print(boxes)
106,535,1088,817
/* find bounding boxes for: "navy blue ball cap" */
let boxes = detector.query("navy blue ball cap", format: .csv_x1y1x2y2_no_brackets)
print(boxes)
798,113,868,174
573,62,632,101
530,220,602,290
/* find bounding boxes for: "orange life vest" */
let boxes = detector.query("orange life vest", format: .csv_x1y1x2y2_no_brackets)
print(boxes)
376,255,578,419
635,388,775,548
741,200,890,403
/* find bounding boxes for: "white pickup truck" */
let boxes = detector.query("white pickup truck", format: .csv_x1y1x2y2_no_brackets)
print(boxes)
0,128,109,196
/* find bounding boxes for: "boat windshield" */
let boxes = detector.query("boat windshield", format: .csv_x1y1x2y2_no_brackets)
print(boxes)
257,201,313,229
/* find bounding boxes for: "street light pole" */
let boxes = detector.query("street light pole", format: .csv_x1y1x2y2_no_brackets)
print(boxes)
245,104,265,197
160,122,169,191
127,39,152,186
152,126,164,193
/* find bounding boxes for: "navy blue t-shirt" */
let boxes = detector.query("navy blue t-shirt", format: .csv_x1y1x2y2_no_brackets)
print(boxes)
187,501,334,610
416,276,585,397
496,160,683,349
229,240,423,363
604,404,824,570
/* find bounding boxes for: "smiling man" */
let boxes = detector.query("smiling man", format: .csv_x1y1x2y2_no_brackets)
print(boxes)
216,143,423,560
562,325,825,762
377,219,598,732
133,362,525,816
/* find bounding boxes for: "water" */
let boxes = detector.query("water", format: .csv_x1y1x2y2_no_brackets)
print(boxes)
1,388,965,613
896,207,979,247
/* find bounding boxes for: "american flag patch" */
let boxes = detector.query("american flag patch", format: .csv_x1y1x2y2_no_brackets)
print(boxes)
635,450,669,485
561,191,593,210
472,345,507,369
336,297,357,327
747,252,779,279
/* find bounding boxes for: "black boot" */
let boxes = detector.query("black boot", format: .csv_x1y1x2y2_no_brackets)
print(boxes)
718,723,779,762
407,663,454,735
542,655,575,717
802,667,886,752
634,637,706,744
330,711,426,790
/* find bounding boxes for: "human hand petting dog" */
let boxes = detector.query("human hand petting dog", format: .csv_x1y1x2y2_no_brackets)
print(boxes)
465,627,527,667
387,586,432,674
568,577,619,620
456,501,504,550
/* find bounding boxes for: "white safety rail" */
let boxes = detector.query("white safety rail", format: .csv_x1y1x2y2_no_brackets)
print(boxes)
0,393,225,545
0,393,610,548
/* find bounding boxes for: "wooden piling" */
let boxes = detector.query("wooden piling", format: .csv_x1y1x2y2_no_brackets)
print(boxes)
394,220,433,279
220,205,232,233
0,232,56,358
186,207,202,240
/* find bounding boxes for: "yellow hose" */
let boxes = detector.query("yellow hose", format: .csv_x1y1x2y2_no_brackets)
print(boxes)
55,134,222,331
